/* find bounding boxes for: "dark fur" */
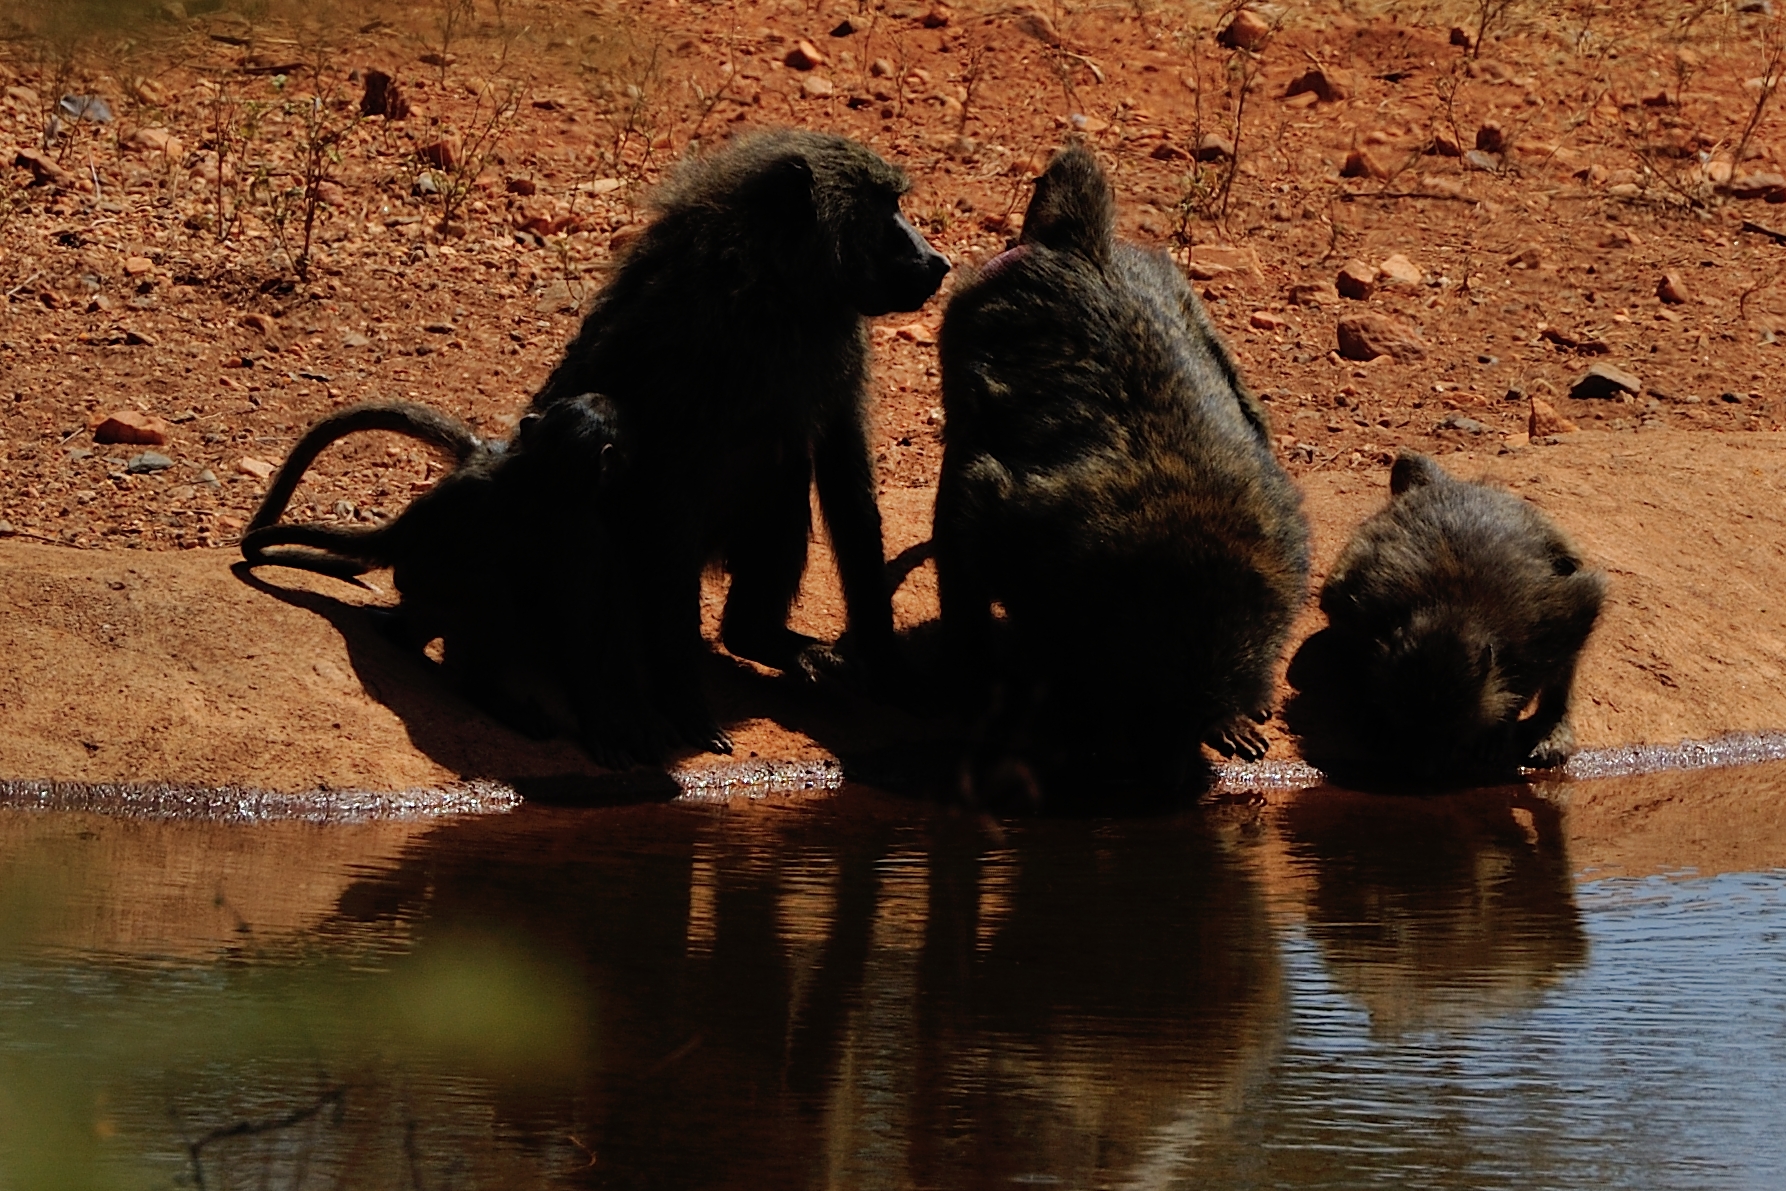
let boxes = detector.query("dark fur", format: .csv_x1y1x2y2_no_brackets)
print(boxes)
530,129,950,755
933,143,1310,786
241,397,663,768
1298,451,1606,781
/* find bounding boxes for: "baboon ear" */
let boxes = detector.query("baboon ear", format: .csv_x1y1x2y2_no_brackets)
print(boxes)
1389,451,1443,495
756,153,817,219
516,411,542,443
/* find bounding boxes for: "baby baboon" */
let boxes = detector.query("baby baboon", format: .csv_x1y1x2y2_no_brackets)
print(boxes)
530,129,951,755
1297,451,1606,781
933,143,1309,783
241,396,664,769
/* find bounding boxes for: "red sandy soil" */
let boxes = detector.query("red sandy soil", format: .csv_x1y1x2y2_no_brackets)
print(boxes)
3,0,1786,793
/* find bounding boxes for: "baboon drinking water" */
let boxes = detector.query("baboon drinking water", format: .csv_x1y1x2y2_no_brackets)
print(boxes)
1290,451,1606,782
933,143,1309,787
530,129,952,755
240,396,664,768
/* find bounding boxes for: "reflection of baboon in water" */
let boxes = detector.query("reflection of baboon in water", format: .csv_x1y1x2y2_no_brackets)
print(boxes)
933,143,1309,787
1289,451,1605,783
241,396,665,768
530,129,951,757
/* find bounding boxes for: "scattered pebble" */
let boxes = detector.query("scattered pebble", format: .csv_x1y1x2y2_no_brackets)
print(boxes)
92,410,170,446
1570,362,1643,399
1437,413,1487,435
1336,259,1377,300
1217,8,1273,49
1529,396,1578,436
236,456,275,480
1657,271,1692,304
1377,253,1422,286
126,452,173,474
1336,314,1426,362
1288,280,1341,307
785,39,827,70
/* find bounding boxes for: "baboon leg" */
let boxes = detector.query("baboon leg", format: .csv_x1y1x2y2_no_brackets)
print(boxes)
720,453,820,672
636,533,734,756
1203,709,1271,763
813,404,898,670
443,634,563,742
933,450,1009,680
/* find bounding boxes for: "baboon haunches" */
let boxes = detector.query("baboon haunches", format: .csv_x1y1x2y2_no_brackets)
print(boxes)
934,144,1310,780
531,130,951,755
241,396,664,768
1293,451,1606,781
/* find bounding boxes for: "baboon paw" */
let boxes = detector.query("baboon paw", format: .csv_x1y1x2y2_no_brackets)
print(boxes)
1206,715,1271,762
1524,721,1576,770
792,641,851,684
722,625,821,674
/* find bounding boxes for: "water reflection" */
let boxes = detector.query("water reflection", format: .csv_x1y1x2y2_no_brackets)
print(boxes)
2,778,1785,1188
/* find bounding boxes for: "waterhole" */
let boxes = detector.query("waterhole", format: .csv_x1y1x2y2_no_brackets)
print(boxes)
2,763,1783,1189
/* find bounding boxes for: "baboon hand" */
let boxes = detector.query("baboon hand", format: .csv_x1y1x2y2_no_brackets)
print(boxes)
1205,713,1271,762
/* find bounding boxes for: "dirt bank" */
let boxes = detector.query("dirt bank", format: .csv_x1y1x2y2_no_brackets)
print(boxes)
4,428,1784,794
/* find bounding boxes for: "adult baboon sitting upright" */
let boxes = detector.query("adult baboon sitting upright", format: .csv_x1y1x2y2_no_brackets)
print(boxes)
531,129,951,756
934,143,1309,788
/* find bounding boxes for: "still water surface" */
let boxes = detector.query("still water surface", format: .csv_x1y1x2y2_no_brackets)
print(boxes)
1,773,1783,1189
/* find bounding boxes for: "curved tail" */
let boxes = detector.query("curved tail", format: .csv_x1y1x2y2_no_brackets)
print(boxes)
247,401,482,534
240,521,393,579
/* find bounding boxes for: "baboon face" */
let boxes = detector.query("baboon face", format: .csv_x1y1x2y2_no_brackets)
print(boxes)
1374,626,1520,774
838,186,951,316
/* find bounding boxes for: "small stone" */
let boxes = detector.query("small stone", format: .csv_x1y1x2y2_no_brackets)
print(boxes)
1529,396,1577,436
1657,271,1691,304
1186,244,1264,283
1570,362,1642,399
126,451,173,474
1449,25,1473,48
921,5,952,28
360,69,409,119
124,127,183,160
1464,149,1501,172
13,148,78,188
0,520,13,536
197,469,219,486
124,256,154,276
1196,133,1234,161
505,176,537,196
1217,8,1273,50
830,18,856,35
1721,390,1744,404
1437,413,1487,435
869,57,895,77
1336,258,1378,300
785,39,827,70
1340,148,1391,180
240,312,277,335
1336,314,1426,362
800,75,836,98
1475,122,1506,154
1012,8,1061,46
1728,171,1786,201
123,329,156,347
1284,67,1349,103
536,280,579,314
1426,128,1463,157
1377,253,1422,286
1508,244,1545,269
1150,141,1189,161
1250,310,1287,331
343,331,371,349
423,321,454,334
92,410,170,446
236,456,275,480
1479,354,1500,365
1288,280,1341,307
417,138,461,171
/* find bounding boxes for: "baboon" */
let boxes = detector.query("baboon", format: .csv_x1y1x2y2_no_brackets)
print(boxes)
1293,451,1606,781
530,129,951,756
933,143,1310,785
240,396,664,768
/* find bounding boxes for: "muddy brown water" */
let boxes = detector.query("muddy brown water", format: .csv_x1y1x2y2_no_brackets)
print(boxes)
2,762,1785,1189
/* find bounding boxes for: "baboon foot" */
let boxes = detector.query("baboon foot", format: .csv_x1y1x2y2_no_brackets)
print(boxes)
366,607,433,654
1524,718,1576,770
670,708,734,757
1205,710,1271,762
721,621,822,675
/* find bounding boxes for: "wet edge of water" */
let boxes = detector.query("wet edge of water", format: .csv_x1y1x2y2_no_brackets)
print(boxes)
4,732,1784,821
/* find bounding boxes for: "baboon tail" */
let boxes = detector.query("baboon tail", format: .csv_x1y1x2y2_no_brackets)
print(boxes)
247,401,483,534
240,522,393,581
1020,142,1115,264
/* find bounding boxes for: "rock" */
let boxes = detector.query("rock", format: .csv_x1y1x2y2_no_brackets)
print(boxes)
1196,133,1234,161
1336,258,1377,299
1529,396,1578,436
92,410,171,445
130,77,164,105
4,85,40,111
921,5,952,28
236,456,275,480
1507,244,1545,269
1475,122,1506,154
1186,243,1264,282
1449,25,1473,48
785,39,827,70
1377,253,1422,286
197,469,219,486
1657,271,1691,304
1464,149,1501,172
126,451,173,474
1336,314,1426,362
124,256,154,276
1284,67,1349,103
505,176,537,196
1249,310,1287,331
1601,227,1642,248
1570,362,1642,399
1437,413,1487,434
1420,173,1466,199
1426,127,1463,157
13,148,77,189
124,127,182,160
240,312,277,335
1149,141,1189,161
869,57,895,77
360,69,410,119
1727,171,1786,201
1012,7,1061,46
423,321,454,334
830,18,857,35
1340,148,1391,179
0,520,14,537
343,331,371,349
1288,280,1341,307
417,138,460,170
123,329,157,347
800,75,836,98
1216,8,1273,50
535,280,580,314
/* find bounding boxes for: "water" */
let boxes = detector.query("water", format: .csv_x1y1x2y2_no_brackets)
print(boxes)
1,767,1784,1190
